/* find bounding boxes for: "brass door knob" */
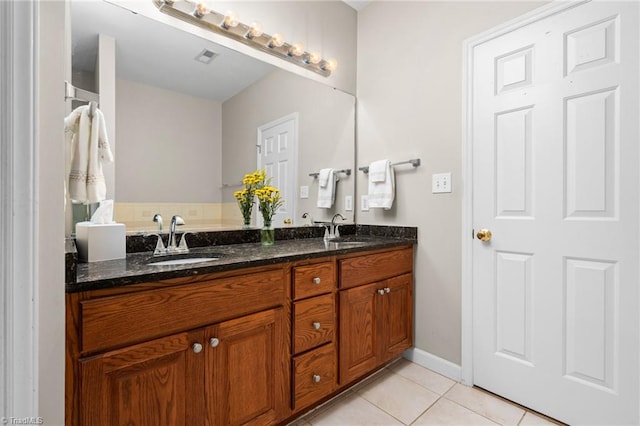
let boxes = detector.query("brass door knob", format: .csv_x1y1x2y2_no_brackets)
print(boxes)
283,218,292,225
476,229,492,242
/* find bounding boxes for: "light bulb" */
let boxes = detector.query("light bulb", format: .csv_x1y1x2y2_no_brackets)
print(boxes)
268,33,285,48
222,11,239,29
194,1,212,17
288,42,305,57
246,21,263,38
322,58,338,72
306,51,322,65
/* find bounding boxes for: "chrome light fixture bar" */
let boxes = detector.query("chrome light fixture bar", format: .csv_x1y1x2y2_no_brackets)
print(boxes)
153,0,337,77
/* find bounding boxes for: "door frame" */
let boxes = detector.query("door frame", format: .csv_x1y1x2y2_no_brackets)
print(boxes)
256,112,299,225
460,0,590,386
1,0,38,416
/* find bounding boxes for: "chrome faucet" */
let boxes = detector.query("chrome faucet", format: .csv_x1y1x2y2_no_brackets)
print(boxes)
153,213,163,232
302,212,315,226
322,213,346,240
168,215,185,251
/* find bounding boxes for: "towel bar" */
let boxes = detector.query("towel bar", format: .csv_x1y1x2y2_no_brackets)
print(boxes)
358,158,421,174
309,169,352,178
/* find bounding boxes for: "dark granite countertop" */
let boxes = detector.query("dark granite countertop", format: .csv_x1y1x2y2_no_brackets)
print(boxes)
69,230,417,293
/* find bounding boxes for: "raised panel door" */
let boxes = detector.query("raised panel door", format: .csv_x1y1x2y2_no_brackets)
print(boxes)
205,308,287,426
339,282,379,384
381,274,413,362
79,330,204,426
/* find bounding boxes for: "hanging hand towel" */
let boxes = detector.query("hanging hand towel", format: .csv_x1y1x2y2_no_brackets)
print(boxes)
65,105,114,204
317,168,337,208
368,160,395,209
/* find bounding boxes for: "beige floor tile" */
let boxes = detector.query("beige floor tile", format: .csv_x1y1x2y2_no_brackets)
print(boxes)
390,358,456,395
413,398,500,426
445,384,525,426
308,392,403,426
519,412,560,426
357,370,440,425
287,418,312,426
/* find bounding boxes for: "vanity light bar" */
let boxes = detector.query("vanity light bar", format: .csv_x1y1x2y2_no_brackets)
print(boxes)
153,0,336,77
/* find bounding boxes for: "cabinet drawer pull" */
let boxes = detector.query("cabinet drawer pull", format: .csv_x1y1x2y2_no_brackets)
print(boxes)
192,343,203,353
312,374,321,383
312,321,321,330
377,289,385,295
209,337,220,348
384,287,391,294
312,277,321,284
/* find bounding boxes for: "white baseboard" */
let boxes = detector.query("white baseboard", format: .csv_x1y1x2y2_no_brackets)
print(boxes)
403,348,462,382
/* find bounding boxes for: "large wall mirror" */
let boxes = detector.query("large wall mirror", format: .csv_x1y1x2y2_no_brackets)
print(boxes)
70,0,355,233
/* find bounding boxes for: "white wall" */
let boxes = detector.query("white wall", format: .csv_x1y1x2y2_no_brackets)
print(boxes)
37,1,66,423
357,1,546,365
116,79,222,203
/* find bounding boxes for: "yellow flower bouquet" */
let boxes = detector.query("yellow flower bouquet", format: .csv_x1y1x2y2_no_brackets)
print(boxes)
233,169,266,227
255,185,285,228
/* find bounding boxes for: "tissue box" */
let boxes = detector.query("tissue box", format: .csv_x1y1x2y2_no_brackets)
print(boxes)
75,222,126,262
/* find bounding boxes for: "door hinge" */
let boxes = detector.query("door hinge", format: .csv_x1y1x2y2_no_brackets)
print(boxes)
472,228,475,239
256,144,262,154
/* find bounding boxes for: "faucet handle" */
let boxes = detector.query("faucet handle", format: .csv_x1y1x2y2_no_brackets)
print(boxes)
177,232,192,253
147,233,167,256
153,214,163,232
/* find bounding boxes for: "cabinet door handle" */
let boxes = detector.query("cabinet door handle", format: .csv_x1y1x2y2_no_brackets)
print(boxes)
313,321,321,330
312,277,321,284
312,374,321,383
192,343,203,353
377,289,385,295
209,337,220,348
384,287,391,294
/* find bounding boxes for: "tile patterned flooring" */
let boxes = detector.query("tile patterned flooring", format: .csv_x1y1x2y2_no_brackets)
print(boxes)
290,359,562,426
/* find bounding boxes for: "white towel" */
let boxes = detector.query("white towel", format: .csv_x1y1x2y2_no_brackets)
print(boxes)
368,160,395,209
65,105,114,204
369,160,388,183
318,168,332,188
317,168,337,208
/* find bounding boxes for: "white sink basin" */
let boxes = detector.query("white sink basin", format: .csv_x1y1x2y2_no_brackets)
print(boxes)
149,257,220,266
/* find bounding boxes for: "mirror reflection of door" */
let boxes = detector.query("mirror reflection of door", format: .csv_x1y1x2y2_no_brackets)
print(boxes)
257,113,298,227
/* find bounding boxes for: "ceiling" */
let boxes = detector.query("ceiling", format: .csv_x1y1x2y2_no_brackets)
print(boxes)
71,1,275,102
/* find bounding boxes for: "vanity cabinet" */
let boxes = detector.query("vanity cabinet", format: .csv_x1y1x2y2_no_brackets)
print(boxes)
66,265,288,426
338,247,413,385
67,243,415,425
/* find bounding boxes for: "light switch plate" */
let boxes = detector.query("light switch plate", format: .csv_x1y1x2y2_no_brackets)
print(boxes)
299,185,309,199
361,195,369,211
432,173,452,193
345,195,353,211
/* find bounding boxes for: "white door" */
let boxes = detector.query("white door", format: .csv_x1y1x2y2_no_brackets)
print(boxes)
258,113,297,227
471,1,639,424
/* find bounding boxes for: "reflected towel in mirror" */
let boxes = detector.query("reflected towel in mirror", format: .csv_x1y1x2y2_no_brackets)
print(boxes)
317,168,337,208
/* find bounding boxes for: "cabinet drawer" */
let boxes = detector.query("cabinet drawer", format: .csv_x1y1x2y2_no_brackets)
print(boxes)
293,262,335,300
80,268,285,354
339,247,413,289
293,343,337,410
293,294,335,354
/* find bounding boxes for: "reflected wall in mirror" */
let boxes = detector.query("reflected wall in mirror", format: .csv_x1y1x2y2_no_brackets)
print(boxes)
70,0,355,233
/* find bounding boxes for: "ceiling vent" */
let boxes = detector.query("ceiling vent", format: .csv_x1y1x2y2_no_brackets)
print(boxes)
194,48,218,64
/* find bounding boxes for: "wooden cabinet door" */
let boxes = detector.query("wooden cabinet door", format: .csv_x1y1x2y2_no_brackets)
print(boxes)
339,282,379,385
205,308,287,426
79,330,204,426
381,273,413,362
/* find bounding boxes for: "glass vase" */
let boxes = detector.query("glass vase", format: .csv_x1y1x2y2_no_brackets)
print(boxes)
242,215,252,229
260,225,275,246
